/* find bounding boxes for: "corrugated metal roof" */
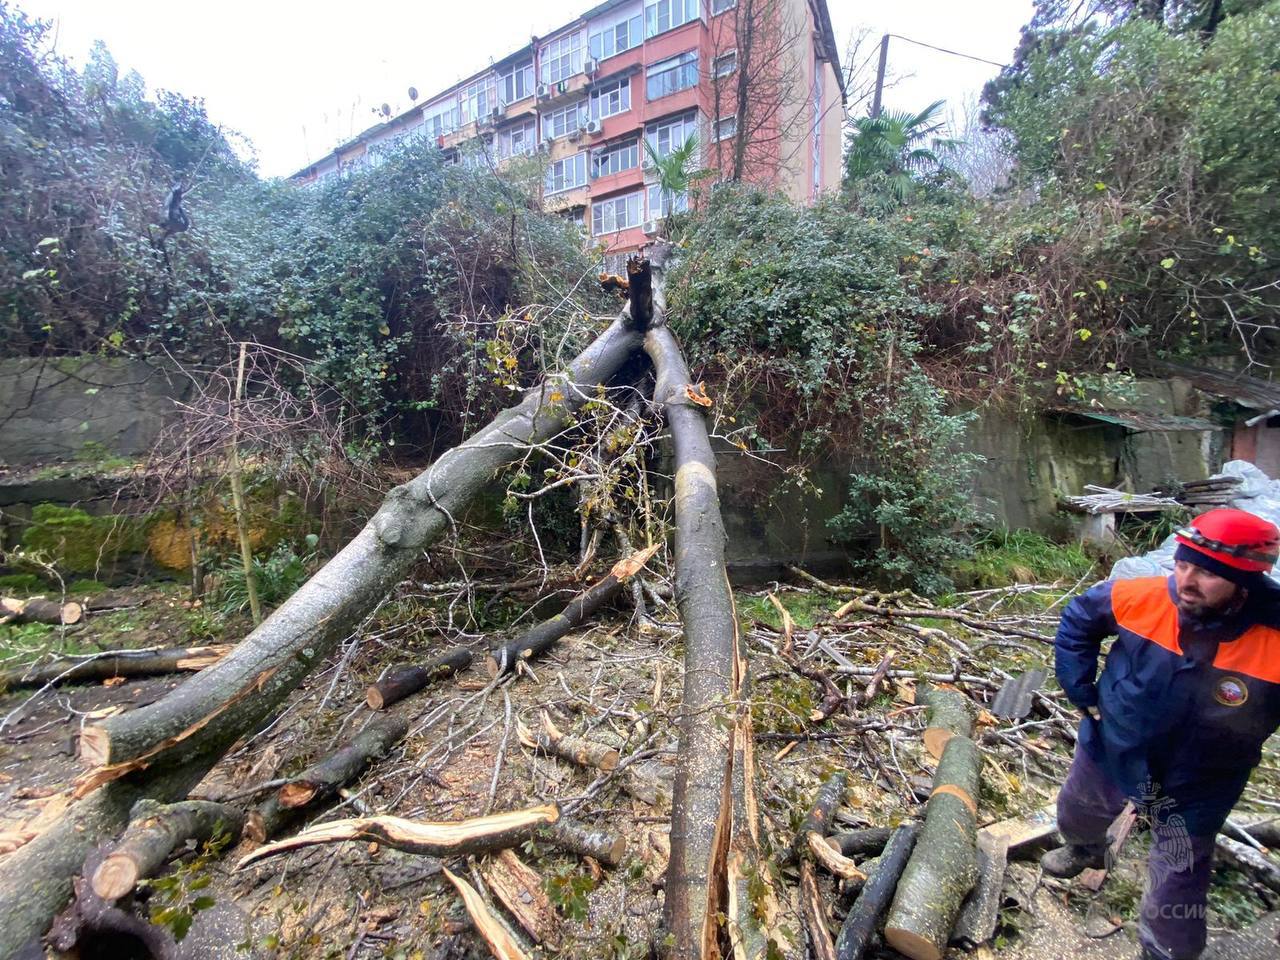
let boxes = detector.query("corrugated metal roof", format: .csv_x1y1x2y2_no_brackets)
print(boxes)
1046,406,1221,433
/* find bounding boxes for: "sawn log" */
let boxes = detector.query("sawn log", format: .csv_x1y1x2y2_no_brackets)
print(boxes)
366,647,472,709
0,645,231,690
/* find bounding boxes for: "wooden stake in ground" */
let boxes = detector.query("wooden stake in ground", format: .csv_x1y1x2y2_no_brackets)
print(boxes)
0,597,83,627
884,736,983,960
245,715,409,843
0,303,648,957
366,648,472,709
486,544,660,678
835,823,919,960
91,799,244,901
0,645,231,690
644,252,741,959
917,684,975,760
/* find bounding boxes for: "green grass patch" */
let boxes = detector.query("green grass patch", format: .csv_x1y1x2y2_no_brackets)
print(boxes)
951,529,1095,589
737,590,841,631
0,573,44,594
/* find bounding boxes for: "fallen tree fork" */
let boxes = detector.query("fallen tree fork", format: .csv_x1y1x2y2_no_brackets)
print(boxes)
366,647,472,710
91,798,244,901
884,735,984,960
645,248,752,959
0,294,647,957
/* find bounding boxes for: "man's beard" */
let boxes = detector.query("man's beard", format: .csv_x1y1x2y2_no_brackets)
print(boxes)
1176,595,1217,619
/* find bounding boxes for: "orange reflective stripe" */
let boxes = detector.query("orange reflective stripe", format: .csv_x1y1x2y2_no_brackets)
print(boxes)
1213,625,1280,684
1111,577,1181,654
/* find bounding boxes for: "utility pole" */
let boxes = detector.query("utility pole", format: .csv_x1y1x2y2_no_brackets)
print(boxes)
871,33,890,118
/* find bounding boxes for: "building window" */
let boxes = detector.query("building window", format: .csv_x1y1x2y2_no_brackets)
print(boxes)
646,110,698,159
541,32,584,84
646,51,698,100
711,0,735,12
501,62,535,104
423,100,460,140
592,139,640,178
542,100,586,140
590,77,631,121
714,115,737,141
602,251,630,275
498,119,536,159
564,207,587,232
644,0,700,37
714,51,737,77
546,152,587,193
592,191,644,234
589,15,643,61
647,183,689,218
461,77,498,124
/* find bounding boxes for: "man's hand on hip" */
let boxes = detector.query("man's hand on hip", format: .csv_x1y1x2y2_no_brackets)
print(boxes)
1086,706,1101,721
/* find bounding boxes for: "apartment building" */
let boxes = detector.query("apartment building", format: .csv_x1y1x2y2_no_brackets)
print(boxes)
290,0,844,263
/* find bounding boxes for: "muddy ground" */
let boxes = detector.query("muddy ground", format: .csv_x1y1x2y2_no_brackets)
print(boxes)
1,575,1276,959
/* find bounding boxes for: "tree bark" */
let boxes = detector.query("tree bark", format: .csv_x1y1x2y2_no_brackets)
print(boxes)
829,827,894,859
1216,836,1280,894
1,645,232,690
0,596,83,626
917,684,975,760
645,272,740,957
800,860,837,960
366,648,472,709
544,820,627,867
486,544,658,678
883,736,983,960
951,832,1008,949
238,804,563,869
76,310,646,778
443,866,531,960
834,823,919,960
784,771,848,867
481,849,559,947
245,715,409,842
91,799,244,901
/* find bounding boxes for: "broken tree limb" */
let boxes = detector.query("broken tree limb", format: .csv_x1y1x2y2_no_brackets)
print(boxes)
237,804,562,870
485,543,660,678
800,860,838,960
518,713,620,771
783,771,848,867
809,832,866,882
829,827,894,859
443,865,531,960
917,684,975,760
366,648,472,710
884,736,984,960
834,823,919,960
543,820,626,867
0,596,83,626
645,296,739,958
245,715,409,842
951,832,1009,949
481,849,559,946
1216,836,1280,894
0,645,232,690
91,799,244,901
76,307,647,778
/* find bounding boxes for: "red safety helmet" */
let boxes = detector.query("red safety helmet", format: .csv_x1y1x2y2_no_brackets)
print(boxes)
1174,508,1280,573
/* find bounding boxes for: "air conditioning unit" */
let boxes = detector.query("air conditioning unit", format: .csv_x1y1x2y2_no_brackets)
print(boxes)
642,219,660,236
584,58,599,76
536,83,551,98
488,105,502,121
583,119,601,135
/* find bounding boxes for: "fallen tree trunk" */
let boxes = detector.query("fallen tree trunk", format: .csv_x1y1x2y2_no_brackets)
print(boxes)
951,832,1009,949
238,804,562,869
486,544,659,678
1,299,649,952
829,827,894,859
883,735,983,960
834,823,919,960
784,772,848,867
0,596,83,626
245,715,409,842
0,645,231,690
1216,836,1280,894
917,684,975,760
366,648,472,709
91,799,244,901
543,820,627,868
644,262,740,958
76,307,647,778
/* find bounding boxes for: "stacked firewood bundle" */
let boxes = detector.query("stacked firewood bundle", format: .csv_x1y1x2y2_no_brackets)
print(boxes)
1156,475,1243,509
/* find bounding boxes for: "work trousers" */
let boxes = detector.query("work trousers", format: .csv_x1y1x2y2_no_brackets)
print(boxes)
1056,746,1217,960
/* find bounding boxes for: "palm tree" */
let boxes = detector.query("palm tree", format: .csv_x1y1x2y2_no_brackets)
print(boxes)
844,100,959,200
643,133,699,221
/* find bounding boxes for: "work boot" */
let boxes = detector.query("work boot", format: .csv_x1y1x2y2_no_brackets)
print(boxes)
1040,843,1106,878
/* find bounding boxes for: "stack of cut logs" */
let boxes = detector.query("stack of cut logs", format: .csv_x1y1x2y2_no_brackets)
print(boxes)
1156,475,1244,509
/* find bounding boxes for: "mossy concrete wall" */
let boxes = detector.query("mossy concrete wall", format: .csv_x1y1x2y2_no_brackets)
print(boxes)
0,357,189,467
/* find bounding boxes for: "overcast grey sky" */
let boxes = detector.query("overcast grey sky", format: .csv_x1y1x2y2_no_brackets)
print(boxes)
13,0,1032,178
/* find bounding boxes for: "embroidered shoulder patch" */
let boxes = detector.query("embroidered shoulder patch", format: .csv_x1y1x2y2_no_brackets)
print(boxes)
1213,676,1249,707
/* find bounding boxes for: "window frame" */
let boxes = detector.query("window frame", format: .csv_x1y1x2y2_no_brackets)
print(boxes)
500,62,535,105
714,114,737,141
711,0,735,13
714,50,737,78
644,0,700,38
541,32,584,85
591,138,640,178
546,152,588,194
591,190,644,235
423,100,461,140
542,100,587,140
498,118,537,159
589,14,643,61
461,76,498,124
647,182,689,219
645,110,698,160
590,77,632,121
646,50,699,101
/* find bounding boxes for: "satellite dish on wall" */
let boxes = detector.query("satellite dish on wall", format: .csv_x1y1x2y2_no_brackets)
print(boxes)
380,103,391,118
408,86,419,102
